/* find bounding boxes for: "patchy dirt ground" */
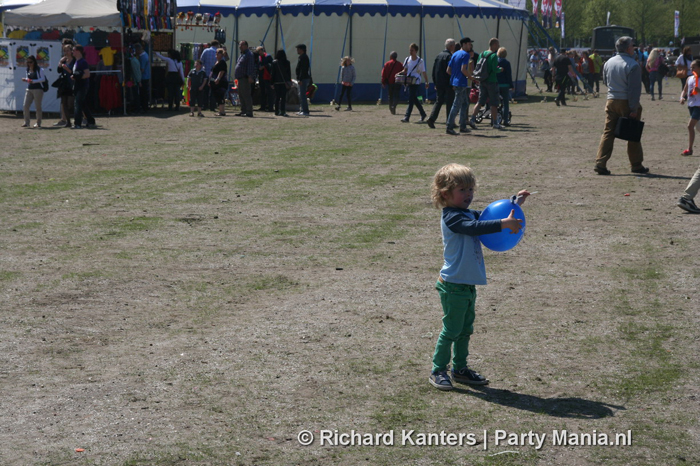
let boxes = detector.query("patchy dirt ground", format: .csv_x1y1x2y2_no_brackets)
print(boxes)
1,81,699,466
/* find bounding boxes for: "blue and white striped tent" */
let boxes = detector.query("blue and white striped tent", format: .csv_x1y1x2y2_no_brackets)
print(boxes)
177,0,530,102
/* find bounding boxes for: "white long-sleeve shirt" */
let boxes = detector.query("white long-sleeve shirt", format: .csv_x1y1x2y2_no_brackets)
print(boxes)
154,52,185,81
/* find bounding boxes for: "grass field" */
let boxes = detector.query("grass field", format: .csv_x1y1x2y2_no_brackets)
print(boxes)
1,80,699,465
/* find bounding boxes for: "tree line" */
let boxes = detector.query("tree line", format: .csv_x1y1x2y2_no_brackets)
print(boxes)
526,0,700,49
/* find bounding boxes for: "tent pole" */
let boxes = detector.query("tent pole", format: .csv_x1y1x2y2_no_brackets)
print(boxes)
378,7,389,104
122,26,127,115
514,18,524,97
309,6,314,67
333,14,351,105
230,15,238,80
348,11,352,57
418,12,423,55
496,13,500,38
274,9,279,53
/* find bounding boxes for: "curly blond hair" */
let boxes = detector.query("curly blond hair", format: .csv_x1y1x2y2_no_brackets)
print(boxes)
431,163,477,208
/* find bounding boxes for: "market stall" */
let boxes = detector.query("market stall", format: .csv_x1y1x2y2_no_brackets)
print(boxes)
2,0,124,114
2,0,177,115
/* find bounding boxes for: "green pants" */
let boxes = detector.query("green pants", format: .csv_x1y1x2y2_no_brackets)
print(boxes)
432,280,476,372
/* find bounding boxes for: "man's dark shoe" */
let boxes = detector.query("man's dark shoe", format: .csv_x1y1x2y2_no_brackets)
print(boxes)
446,128,457,135
427,119,435,129
631,166,649,174
594,165,611,175
554,98,560,107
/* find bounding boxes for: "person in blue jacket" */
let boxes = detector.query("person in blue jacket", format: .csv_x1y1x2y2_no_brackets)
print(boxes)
497,47,514,126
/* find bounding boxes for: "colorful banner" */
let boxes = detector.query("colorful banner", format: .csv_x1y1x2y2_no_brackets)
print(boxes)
533,0,539,16
540,0,549,28
35,47,50,69
674,10,680,38
15,45,29,68
0,44,9,68
561,11,565,38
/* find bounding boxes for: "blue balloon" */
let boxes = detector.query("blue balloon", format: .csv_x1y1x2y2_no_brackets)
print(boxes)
479,199,526,252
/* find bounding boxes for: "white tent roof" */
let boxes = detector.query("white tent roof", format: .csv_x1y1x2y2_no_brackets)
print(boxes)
0,0,41,12
4,0,121,27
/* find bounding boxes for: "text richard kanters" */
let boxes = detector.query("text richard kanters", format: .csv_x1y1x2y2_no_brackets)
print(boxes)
297,429,633,449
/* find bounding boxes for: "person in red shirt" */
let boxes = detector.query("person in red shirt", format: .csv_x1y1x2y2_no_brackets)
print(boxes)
381,51,404,115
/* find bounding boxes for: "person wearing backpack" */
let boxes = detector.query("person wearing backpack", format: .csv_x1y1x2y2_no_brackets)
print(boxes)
469,38,502,129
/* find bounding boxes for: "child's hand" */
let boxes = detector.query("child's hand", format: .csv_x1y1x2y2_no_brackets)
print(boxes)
515,189,530,206
501,210,523,234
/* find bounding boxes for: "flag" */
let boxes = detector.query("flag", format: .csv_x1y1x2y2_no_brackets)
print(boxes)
674,11,680,38
561,11,565,38
541,0,550,28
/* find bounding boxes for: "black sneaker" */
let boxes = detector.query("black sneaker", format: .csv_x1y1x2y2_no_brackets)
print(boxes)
400,118,409,123
554,98,561,107
446,128,457,135
677,197,700,213
459,127,470,133
451,367,489,385
468,117,477,129
429,371,453,391
427,119,435,129
594,165,611,175
631,166,649,174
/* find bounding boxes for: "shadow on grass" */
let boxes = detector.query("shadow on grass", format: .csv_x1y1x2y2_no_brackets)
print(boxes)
602,173,691,180
456,385,625,419
470,134,508,139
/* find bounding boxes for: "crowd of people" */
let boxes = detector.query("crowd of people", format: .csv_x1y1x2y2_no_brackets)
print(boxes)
18,35,699,193
379,37,515,133
530,44,695,103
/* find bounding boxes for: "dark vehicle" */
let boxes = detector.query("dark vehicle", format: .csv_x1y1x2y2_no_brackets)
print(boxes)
682,36,700,58
592,25,636,58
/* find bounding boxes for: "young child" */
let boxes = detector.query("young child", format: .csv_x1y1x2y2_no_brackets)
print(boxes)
335,56,355,111
429,163,529,390
188,59,208,117
677,59,700,213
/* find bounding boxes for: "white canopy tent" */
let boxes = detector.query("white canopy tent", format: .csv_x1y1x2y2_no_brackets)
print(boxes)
1,0,124,114
176,0,530,102
0,0,40,14
3,0,122,28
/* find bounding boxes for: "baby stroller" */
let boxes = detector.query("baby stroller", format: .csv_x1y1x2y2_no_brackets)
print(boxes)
473,89,512,126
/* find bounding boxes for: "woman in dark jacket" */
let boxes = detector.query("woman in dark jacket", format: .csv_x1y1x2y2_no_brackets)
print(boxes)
210,48,228,116
272,49,292,117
